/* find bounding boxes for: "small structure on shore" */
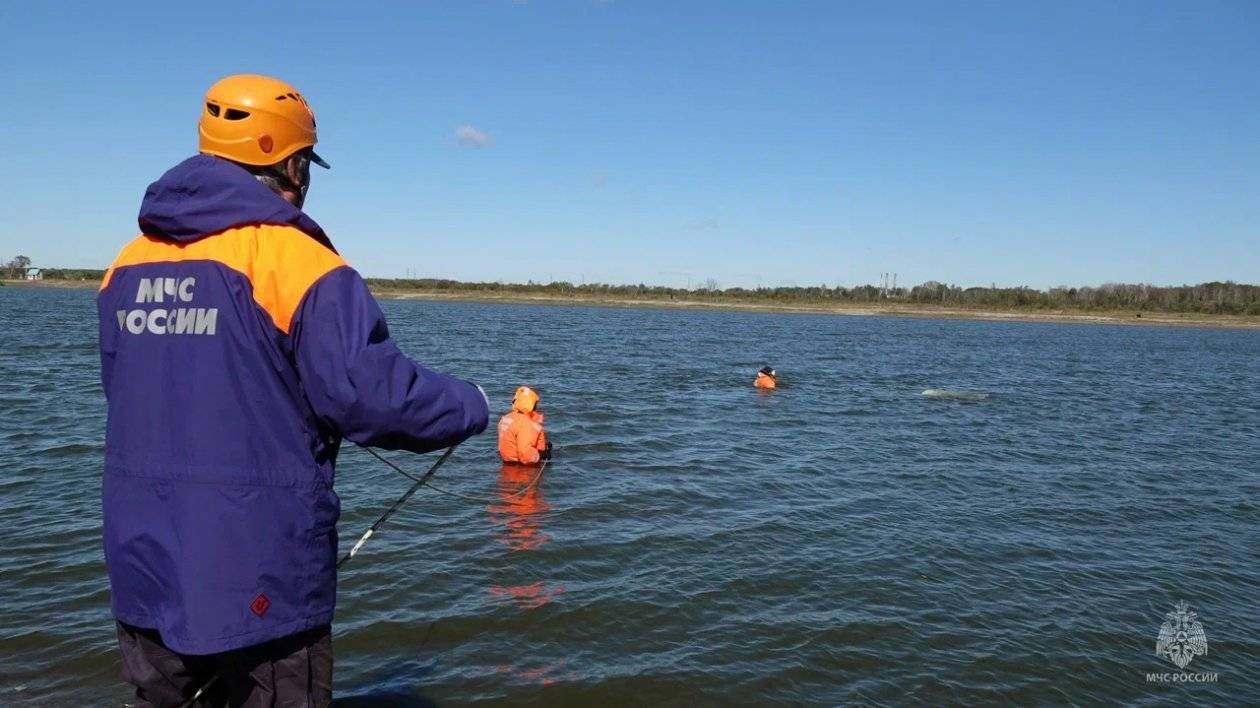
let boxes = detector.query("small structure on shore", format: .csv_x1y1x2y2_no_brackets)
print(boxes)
25,267,43,281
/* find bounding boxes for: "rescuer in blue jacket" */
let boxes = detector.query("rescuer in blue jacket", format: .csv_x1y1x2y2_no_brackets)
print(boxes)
97,74,489,706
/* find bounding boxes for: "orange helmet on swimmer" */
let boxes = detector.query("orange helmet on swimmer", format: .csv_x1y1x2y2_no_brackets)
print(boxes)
512,386,540,414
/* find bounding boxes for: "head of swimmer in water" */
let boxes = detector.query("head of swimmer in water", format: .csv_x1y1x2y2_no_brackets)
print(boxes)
758,366,776,379
512,386,540,414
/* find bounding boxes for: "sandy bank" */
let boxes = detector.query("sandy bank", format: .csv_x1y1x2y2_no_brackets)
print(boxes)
1,279,98,289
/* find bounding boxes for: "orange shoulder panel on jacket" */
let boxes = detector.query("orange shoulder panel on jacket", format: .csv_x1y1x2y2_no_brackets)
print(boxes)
754,373,776,389
100,225,346,333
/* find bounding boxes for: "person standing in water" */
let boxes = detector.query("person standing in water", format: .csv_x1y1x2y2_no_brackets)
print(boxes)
754,366,778,389
96,74,489,705
498,386,552,464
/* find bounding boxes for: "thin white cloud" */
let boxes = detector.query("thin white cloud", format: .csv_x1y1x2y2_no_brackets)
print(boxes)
455,125,491,148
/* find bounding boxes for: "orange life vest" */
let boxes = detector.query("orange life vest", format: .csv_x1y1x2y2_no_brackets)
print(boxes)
497,410,547,464
754,372,777,389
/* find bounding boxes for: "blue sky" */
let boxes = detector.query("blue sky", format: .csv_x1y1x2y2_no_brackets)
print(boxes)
1,1,1256,289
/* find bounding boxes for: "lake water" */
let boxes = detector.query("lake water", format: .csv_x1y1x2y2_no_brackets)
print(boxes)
1,286,1257,705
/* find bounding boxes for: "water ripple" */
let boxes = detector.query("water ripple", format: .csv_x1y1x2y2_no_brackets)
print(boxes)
0,289,1257,704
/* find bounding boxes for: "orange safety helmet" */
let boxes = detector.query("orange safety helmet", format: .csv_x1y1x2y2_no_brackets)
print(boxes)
511,386,540,414
198,74,330,169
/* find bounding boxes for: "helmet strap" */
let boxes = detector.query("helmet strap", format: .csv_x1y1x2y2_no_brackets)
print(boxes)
257,152,311,208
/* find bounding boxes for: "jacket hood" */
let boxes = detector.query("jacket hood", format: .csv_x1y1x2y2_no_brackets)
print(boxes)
138,154,334,251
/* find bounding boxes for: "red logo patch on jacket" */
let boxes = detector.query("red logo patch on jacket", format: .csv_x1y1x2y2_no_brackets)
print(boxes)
250,594,271,617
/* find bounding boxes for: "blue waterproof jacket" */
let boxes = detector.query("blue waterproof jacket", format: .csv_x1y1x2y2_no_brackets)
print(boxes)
98,155,488,654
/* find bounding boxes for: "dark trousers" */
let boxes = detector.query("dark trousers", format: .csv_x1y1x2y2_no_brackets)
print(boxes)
116,621,332,708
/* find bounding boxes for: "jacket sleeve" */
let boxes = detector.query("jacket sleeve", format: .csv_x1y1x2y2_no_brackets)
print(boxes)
290,266,489,453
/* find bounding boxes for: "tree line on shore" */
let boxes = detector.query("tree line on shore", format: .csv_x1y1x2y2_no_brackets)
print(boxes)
37,268,106,281
15,266,1260,315
2,255,32,278
367,278,1260,315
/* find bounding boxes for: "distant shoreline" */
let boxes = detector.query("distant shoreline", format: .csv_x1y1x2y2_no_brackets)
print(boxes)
7,278,1258,330
371,289,1260,330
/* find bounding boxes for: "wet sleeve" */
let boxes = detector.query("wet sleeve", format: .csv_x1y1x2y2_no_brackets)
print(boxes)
290,266,489,453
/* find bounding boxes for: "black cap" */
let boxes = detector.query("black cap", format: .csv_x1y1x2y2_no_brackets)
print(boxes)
759,366,775,377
